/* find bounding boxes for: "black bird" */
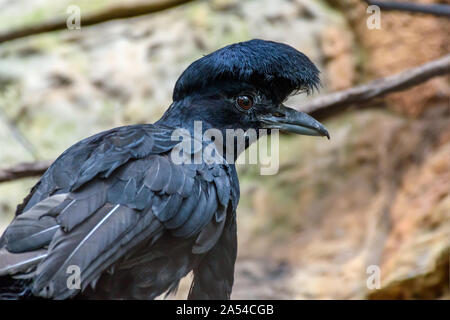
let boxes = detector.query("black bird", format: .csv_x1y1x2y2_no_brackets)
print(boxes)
0,39,329,300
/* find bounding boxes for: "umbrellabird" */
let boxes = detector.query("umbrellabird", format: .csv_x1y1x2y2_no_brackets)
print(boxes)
0,39,329,299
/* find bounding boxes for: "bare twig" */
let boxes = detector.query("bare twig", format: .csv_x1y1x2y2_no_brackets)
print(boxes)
0,107,39,159
363,0,450,17
0,161,51,183
1,55,449,183
0,0,196,44
301,54,450,120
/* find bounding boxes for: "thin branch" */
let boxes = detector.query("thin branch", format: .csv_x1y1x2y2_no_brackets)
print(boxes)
364,0,450,17
0,161,51,183
1,55,449,183
301,54,450,120
0,0,196,44
0,107,39,159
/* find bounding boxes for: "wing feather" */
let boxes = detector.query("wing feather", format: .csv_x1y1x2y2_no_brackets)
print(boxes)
2,194,67,252
32,204,141,299
1,124,238,299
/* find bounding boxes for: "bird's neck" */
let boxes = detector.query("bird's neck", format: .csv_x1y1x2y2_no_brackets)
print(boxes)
156,99,215,133
156,100,254,162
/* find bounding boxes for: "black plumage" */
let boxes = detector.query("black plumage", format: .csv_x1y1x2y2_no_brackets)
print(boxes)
0,39,329,299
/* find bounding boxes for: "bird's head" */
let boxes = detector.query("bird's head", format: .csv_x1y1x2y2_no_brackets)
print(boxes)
160,39,329,143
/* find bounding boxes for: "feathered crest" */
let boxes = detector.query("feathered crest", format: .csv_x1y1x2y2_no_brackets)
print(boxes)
173,39,320,102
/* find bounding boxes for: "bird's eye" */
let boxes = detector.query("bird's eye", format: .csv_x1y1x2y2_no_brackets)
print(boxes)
236,95,254,111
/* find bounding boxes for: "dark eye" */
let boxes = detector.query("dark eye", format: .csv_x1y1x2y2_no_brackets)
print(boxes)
236,95,254,110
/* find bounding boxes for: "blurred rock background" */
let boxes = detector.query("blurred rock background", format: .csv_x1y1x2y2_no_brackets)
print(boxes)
0,0,448,299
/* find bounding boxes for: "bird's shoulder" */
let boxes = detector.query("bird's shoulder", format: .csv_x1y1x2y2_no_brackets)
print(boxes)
17,123,240,217
17,123,177,214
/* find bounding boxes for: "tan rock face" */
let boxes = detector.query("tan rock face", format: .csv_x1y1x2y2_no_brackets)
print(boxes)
320,26,357,91
372,142,450,299
327,0,450,116
238,107,450,299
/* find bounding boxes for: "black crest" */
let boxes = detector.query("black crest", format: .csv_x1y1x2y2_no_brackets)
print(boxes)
173,39,320,102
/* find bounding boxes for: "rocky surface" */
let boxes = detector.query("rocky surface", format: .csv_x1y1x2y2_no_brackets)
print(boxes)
328,0,450,116
237,106,449,299
0,0,448,299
